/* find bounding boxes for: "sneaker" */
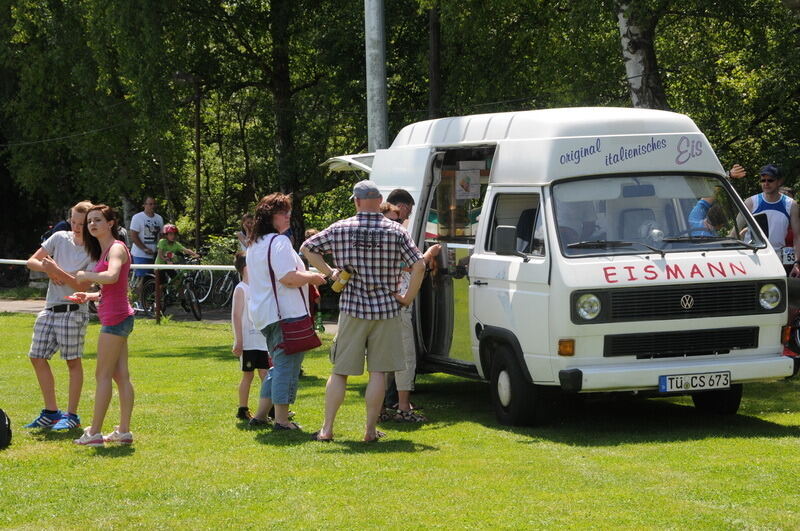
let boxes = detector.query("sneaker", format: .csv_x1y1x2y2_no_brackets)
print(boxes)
103,427,133,445
236,407,253,421
51,412,81,431
73,428,104,447
24,409,62,429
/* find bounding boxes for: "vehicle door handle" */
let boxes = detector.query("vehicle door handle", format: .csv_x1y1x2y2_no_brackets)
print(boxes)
473,280,488,286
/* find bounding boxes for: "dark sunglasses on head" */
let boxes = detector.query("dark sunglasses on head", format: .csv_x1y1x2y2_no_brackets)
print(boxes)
760,178,776,183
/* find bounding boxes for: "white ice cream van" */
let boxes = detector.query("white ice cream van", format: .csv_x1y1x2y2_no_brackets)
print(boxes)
326,107,795,425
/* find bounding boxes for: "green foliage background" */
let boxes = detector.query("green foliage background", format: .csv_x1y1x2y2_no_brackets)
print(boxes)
1,0,799,259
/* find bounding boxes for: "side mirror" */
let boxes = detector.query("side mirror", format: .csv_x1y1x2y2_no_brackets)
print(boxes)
495,225,529,261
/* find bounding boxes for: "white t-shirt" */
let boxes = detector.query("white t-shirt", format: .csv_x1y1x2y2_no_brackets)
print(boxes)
246,234,309,331
41,231,95,312
129,211,164,258
232,282,269,351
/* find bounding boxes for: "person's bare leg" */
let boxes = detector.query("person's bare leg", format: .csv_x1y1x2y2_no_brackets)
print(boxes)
88,333,125,435
253,396,273,421
30,358,58,411
364,371,385,441
238,371,255,408
111,341,134,434
273,404,292,426
397,390,412,412
318,373,347,439
66,358,83,415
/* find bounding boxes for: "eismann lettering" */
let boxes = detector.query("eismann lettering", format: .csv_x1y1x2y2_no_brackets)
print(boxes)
600,261,748,283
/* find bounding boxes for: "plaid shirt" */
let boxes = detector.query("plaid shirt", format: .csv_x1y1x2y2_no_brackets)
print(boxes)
304,211,423,320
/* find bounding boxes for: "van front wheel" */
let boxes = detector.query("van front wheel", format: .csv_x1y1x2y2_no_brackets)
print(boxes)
490,346,548,426
691,384,743,415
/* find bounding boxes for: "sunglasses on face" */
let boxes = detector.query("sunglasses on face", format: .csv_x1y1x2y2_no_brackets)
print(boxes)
761,178,776,183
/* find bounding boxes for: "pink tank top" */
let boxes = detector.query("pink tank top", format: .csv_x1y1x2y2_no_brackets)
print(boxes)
95,241,134,326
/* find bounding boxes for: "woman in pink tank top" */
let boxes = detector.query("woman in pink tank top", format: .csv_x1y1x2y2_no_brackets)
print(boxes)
69,204,136,447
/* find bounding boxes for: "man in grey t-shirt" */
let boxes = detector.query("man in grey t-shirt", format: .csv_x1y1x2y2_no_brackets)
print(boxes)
24,201,95,432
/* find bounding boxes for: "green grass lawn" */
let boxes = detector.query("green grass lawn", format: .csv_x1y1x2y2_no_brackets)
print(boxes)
1,312,799,529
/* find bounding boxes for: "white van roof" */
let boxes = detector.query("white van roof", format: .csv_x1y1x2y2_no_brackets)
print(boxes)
391,107,700,148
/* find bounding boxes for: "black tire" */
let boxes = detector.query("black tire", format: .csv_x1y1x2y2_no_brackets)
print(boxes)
192,269,213,303
691,384,743,415
490,345,554,426
211,274,234,307
184,286,202,321
140,278,157,315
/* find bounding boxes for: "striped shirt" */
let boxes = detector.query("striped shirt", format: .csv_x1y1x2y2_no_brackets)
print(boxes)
304,212,423,320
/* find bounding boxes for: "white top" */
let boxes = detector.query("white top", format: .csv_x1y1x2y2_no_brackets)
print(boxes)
232,282,268,351
749,193,794,249
246,234,309,331
41,231,95,311
129,211,164,258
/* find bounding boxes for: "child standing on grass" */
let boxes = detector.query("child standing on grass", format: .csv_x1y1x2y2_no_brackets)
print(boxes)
231,252,270,420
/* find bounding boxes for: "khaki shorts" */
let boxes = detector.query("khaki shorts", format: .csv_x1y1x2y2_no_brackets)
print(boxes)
394,309,416,391
330,313,405,375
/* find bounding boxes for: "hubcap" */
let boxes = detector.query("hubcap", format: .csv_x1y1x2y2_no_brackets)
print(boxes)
497,369,512,407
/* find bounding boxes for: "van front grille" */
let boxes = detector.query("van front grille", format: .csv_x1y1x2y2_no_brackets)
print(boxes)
603,327,759,358
609,282,761,320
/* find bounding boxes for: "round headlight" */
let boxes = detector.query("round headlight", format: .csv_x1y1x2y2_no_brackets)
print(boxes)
759,283,781,310
576,294,601,320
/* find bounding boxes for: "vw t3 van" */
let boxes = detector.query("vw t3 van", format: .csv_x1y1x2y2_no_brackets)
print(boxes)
327,107,795,425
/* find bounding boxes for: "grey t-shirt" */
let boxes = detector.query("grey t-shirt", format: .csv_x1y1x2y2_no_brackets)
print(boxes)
41,231,95,312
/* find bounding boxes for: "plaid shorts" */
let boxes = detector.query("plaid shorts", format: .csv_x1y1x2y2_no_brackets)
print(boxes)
28,309,90,361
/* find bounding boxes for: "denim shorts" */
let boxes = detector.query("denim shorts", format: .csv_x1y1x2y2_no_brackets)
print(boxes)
100,315,135,337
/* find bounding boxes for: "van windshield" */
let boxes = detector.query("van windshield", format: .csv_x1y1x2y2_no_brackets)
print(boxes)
551,174,768,257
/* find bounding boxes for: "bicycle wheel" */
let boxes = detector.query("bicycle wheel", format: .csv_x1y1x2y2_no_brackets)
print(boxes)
192,269,213,303
211,273,235,307
183,286,202,321
139,277,157,315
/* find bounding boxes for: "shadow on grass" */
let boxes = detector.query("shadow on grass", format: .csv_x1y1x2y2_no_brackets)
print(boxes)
138,345,232,362
410,374,800,446
317,438,439,454
92,445,135,457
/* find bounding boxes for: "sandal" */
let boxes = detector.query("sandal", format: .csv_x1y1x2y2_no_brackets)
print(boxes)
393,409,427,423
378,408,396,423
273,421,301,431
364,430,386,443
311,430,333,442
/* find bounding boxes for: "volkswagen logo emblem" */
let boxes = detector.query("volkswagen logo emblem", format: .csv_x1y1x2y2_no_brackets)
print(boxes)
680,294,695,310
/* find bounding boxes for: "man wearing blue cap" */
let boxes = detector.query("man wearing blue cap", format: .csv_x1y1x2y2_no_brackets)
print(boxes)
742,164,800,276
301,180,425,442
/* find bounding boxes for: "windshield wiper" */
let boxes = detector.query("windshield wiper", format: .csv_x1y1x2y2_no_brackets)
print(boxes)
567,240,665,257
661,236,759,252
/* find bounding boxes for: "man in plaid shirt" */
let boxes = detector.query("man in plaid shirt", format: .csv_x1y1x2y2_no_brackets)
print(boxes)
301,180,425,442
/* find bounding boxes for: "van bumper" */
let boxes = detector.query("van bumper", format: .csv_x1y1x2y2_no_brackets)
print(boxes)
558,354,795,393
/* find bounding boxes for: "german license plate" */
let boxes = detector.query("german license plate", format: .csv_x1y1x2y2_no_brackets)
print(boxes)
782,246,795,265
658,371,730,393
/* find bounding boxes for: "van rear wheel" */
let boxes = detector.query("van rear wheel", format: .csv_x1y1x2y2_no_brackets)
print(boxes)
691,384,743,415
490,345,553,426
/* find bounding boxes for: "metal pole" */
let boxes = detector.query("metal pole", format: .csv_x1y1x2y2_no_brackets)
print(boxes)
155,272,162,325
364,0,388,151
194,81,202,249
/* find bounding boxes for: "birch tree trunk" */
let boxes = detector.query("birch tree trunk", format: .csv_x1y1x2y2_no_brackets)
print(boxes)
615,2,671,110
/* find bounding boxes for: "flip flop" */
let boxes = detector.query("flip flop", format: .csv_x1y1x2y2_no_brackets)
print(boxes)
274,421,301,431
311,430,333,442
364,430,386,443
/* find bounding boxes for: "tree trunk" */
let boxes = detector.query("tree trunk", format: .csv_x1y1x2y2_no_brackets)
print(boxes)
615,2,670,110
428,5,442,119
270,0,295,194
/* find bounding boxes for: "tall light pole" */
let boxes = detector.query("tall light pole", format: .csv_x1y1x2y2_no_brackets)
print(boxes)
364,0,388,151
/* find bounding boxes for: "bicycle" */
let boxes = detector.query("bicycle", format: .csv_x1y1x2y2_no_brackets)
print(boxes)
187,254,213,303
210,270,238,307
139,266,202,321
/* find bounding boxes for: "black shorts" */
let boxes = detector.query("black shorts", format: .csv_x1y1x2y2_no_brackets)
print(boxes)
240,349,270,372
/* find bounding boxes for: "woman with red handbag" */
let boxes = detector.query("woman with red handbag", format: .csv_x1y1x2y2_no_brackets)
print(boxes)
246,193,326,430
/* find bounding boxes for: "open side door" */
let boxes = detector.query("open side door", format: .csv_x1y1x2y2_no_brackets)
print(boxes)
320,154,375,174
